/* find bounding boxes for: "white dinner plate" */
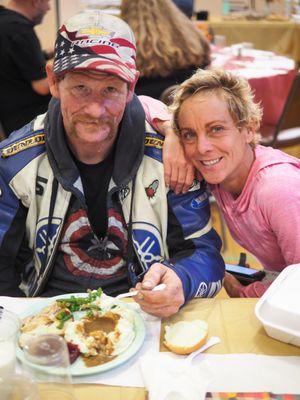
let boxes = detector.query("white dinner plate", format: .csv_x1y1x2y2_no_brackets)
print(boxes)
17,293,146,376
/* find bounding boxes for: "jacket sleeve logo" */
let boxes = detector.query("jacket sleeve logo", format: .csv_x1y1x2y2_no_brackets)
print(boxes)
1,134,45,158
35,217,62,266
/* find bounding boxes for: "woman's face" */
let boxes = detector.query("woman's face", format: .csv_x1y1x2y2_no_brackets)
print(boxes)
178,92,255,195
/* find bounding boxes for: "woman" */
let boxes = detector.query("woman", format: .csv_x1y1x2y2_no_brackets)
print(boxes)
167,69,300,297
121,0,210,99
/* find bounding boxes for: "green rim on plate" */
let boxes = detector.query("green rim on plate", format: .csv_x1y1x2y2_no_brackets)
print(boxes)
17,293,146,376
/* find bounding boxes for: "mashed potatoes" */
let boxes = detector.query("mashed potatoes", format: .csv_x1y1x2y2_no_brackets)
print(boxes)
19,290,136,364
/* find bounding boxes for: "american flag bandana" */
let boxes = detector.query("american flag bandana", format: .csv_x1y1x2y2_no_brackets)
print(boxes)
53,10,137,84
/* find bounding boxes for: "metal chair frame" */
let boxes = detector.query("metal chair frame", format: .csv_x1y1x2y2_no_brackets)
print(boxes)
260,70,300,148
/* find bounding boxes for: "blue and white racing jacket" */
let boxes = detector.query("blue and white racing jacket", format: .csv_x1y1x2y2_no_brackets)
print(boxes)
0,95,225,298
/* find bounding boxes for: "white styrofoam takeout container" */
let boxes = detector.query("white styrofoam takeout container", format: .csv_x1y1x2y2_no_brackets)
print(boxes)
255,264,300,347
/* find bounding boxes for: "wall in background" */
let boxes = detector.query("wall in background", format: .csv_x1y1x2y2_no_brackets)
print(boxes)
195,0,222,16
194,0,278,17
58,0,83,23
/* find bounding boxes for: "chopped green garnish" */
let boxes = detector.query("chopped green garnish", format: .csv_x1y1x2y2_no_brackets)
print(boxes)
55,310,70,320
55,288,103,327
56,288,102,308
56,312,73,329
86,310,94,318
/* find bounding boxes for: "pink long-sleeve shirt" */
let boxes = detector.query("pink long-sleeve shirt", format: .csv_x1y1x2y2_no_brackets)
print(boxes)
212,145,300,296
139,95,171,129
140,97,300,297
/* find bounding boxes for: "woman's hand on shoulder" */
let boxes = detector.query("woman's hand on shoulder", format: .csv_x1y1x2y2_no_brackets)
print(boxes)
157,120,196,194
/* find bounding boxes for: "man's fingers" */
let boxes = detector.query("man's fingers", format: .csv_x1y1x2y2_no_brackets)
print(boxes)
134,287,169,306
140,263,167,290
139,303,180,318
133,263,184,317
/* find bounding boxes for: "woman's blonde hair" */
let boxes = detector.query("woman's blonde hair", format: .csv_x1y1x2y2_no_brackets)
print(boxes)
120,0,210,78
171,69,263,147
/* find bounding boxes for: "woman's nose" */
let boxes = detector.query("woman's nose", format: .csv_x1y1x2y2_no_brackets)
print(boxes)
197,136,213,154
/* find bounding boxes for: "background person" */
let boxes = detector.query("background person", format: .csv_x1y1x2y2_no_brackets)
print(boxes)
0,11,224,317
0,0,51,137
172,0,194,18
121,0,210,99
169,69,300,298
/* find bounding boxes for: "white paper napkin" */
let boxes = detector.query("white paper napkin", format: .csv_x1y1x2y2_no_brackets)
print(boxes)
139,350,213,400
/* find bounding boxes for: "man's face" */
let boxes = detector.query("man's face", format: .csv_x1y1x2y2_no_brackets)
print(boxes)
33,0,50,25
54,71,129,149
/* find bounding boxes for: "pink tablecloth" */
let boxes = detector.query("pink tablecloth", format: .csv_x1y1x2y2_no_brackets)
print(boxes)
211,46,296,127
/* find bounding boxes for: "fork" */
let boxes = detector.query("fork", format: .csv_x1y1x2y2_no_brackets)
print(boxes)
116,283,166,299
184,336,221,365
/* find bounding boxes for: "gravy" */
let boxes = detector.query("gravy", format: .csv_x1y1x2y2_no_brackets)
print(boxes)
83,315,120,367
83,353,116,367
83,315,119,335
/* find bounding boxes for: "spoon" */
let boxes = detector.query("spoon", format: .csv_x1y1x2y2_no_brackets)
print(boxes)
116,283,166,299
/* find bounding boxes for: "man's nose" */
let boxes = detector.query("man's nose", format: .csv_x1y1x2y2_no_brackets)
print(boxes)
83,99,106,118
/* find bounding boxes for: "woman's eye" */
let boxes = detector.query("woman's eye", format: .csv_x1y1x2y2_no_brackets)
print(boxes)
71,85,90,97
180,130,196,142
210,126,224,133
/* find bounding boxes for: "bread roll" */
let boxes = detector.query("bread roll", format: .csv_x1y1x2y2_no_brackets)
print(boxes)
164,320,208,355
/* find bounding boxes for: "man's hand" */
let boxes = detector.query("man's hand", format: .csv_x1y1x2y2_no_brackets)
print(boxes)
133,263,185,317
223,272,244,297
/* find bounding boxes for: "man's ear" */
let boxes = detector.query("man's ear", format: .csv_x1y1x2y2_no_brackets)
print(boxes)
46,62,60,99
126,70,140,102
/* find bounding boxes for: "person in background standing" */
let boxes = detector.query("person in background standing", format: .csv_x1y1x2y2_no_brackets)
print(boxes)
121,0,210,99
0,0,51,137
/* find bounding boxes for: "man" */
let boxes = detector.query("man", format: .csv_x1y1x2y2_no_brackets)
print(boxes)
0,0,51,137
0,11,224,317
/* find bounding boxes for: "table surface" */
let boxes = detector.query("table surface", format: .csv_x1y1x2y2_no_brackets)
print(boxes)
69,297,300,399
206,18,300,64
210,46,296,127
2,295,300,399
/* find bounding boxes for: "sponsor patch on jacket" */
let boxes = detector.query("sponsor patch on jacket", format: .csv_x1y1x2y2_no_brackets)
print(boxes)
145,136,163,150
144,133,163,162
35,217,62,267
120,186,130,202
1,134,45,158
132,222,163,269
145,180,159,199
191,192,208,209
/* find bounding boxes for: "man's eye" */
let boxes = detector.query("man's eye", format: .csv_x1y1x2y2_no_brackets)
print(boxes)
180,130,196,142
104,86,118,95
71,85,90,97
